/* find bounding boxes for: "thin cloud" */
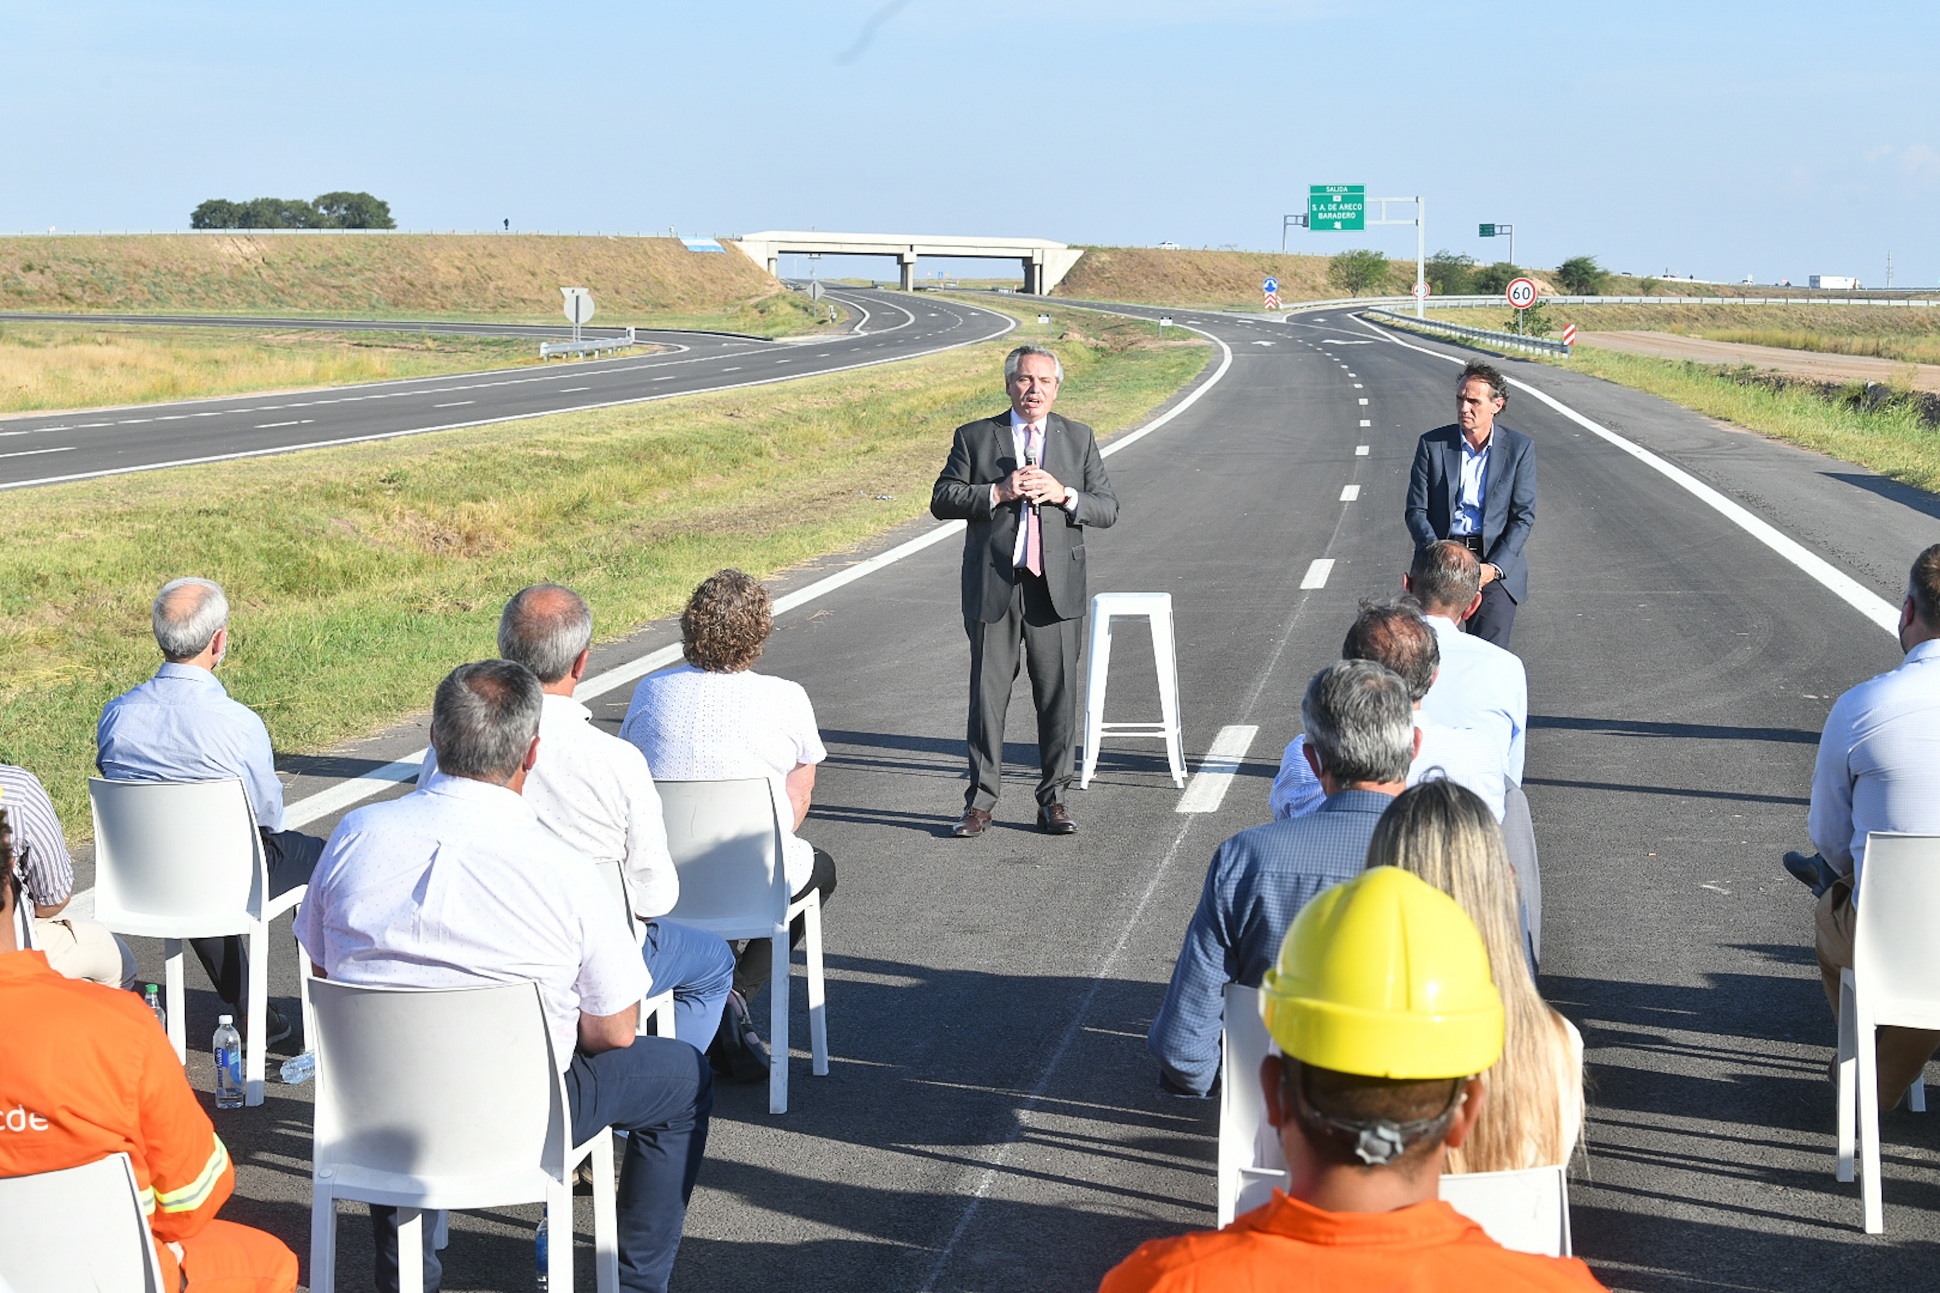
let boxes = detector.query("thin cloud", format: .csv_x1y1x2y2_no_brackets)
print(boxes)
836,0,915,64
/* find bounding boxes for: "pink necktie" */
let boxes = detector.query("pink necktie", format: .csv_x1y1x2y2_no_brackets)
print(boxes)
1024,426,1044,576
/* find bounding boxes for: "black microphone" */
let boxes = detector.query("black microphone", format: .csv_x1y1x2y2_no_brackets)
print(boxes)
1024,437,1040,520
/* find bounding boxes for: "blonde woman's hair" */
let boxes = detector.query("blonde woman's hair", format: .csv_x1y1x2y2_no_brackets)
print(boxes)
1365,778,1579,1172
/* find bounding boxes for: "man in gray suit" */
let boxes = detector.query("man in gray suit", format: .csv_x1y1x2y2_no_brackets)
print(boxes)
931,345,1118,838
1404,360,1537,648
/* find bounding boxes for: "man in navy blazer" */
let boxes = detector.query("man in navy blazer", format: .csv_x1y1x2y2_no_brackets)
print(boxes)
1404,360,1536,647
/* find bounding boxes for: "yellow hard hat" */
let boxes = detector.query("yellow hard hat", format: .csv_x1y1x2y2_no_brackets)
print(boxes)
1260,866,1504,1080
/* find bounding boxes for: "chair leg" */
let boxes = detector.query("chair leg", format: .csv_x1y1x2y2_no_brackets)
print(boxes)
586,1131,619,1293
298,952,317,1062
804,893,828,1076
164,939,187,1066
769,928,790,1115
546,1186,573,1291
1858,1004,1885,1233
309,1191,337,1293
1148,604,1184,787
1836,972,1858,1183
1080,612,1114,789
397,1207,424,1293
245,918,270,1106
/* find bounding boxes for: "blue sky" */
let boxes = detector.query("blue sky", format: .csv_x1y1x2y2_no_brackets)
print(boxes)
6,1,1938,285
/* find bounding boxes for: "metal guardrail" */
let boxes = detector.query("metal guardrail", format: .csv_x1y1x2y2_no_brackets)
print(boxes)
1364,308,1572,356
540,328,637,360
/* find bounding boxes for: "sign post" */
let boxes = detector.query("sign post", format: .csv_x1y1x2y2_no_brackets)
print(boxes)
1262,276,1281,310
1479,222,1516,266
1368,196,1428,318
1506,277,1537,335
560,287,594,345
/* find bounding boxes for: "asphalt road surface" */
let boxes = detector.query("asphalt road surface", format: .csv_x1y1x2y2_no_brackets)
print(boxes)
61,293,1940,1290
0,290,1013,490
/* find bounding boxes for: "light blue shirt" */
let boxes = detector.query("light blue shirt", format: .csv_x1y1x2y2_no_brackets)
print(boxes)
96,663,285,831
1419,615,1527,785
1450,435,1490,537
1269,721,1508,823
1809,637,1940,887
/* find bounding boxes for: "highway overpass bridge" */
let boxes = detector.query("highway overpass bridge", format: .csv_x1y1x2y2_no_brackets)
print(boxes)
729,231,1084,294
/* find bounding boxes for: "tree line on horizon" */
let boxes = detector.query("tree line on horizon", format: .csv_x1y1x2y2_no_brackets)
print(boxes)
190,191,395,230
1324,249,1614,298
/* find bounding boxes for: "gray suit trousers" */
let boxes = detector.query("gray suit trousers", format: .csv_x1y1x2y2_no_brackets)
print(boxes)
965,571,1082,811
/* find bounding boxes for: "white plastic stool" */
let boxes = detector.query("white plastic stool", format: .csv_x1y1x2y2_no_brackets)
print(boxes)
1081,592,1185,789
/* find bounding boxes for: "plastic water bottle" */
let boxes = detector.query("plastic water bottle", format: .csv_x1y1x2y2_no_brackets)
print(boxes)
144,984,166,1032
534,1213,549,1289
279,1051,315,1085
213,1015,243,1109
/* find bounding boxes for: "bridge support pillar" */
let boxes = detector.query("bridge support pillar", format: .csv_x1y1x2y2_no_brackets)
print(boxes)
898,252,917,291
1023,255,1043,295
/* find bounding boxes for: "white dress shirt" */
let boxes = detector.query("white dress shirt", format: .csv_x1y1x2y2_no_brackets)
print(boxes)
1420,614,1528,784
995,411,1082,567
1269,720,1508,822
420,694,678,921
1451,436,1491,537
295,771,648,1069
619,664,827,892
1809,638,1940,887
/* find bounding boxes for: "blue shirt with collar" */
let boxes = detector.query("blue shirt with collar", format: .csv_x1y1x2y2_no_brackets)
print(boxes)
1147,788,1396,1095
96,662,286,831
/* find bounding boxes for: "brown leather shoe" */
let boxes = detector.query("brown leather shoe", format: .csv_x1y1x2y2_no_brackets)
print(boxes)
1037,804,1077,835
951,807,993,838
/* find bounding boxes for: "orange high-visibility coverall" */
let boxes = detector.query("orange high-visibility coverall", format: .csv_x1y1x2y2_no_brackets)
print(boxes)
0,950,297,1293
1101,1191,1608,1293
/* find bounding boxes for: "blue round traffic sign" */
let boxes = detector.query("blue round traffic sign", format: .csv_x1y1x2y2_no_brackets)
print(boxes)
1262,277,1279,294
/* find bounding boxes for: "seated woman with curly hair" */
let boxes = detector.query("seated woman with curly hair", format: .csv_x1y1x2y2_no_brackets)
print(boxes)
620,568,837,1081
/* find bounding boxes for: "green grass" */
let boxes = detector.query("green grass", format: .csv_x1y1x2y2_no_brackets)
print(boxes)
0,308,1207,838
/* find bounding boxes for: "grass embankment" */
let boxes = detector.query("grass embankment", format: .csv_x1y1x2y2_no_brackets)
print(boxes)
0,234,831,337
1427,303,1940,364
0,309,1208,836
1055,246,1420,309
0,322,548,414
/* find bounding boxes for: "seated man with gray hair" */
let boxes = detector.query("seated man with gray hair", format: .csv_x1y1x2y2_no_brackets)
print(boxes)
421,584,735,1054
97,577,322,1042
297,660,713,1293
1148,660,1418,1097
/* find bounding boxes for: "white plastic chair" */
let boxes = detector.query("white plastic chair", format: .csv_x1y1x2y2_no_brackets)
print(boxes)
591,859,677,1039
658,778,827,1114
0,1152,166,1293
1439,1165,1573,1256
89,777,309,1106
1835,832,1940,1233
1218,984,1288,1225
306,978,617,1293
1081,592,1184,790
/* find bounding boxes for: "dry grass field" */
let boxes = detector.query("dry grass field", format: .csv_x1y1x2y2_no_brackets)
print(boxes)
0,234,830,335
1054,246,1420,308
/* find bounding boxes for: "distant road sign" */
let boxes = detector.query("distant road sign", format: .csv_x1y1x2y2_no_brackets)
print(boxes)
1561,323,1578,346
1479,223,1496,238
561,287,595,326
1262,277,1279,294
806,280,825,301
1411,282,1431,299
1264,291,1281,310
1506,277,1538,310
1308,185,1366,232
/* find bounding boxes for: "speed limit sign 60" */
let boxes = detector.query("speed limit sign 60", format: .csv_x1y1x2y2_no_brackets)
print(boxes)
1505,277,1538,310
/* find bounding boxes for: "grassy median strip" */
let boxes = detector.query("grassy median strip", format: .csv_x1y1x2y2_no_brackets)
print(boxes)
0,309,1206,835
0,323,549,414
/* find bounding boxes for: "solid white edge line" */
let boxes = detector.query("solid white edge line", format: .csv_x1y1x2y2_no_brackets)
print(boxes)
1349,315,1900,635
257,303,1235,834
1300,558,1334,589
1176,724,1259,814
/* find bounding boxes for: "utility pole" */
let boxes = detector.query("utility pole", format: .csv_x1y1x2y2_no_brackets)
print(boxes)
1282,212,1308,252
1887,250,1894,290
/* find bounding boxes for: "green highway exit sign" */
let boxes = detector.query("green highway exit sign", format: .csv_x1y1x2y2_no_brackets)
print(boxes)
1308,185,1366,231
1479,223,1496,237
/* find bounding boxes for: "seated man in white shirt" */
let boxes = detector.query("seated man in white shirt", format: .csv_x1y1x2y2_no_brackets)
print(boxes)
297,661,713,1293
1797,544,1940,1112
1403,542,1528,785
422,585,735,1054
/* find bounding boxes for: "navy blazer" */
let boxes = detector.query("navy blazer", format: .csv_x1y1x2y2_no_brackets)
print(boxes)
1405,423,1537,603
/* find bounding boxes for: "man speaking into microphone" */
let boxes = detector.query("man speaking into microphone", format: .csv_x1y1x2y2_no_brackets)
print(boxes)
932,344,1118,838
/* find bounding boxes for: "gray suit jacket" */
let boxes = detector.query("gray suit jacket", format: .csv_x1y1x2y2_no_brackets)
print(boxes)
1405,422,1537,603
931,410,1118,622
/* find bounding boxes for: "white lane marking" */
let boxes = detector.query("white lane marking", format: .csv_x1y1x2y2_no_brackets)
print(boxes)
1357,398,1368,405
1353,383,1363,388
561,386,591,392
721,366,742,372
1340,485,1360,501
1355,445,1369,456
432,401,473,408
1176,724,1259,814
1301,559,1334,588
0,446,73,460
1352,316,1901,634
1359,419,1371,427
653,375,676,381
254,419,313,428
77,421,113,428
0,429,34,438
775,359,791,364
119,418,152,424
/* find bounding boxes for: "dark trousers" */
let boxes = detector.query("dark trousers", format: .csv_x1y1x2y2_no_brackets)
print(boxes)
732,846,836,1002
190,827,323,1006
372,1038,714,1293
964,572,1083,811
1464,579,1518,648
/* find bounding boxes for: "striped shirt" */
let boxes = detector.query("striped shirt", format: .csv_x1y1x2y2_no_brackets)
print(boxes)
0,764,73,906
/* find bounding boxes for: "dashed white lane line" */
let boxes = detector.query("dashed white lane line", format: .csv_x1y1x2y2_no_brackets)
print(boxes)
432,401,473,408
254,420,313,429
1353,383,1363,388
1355,445,1370,456
0,446,73,460
1340,484,1361,501
1301,558,1335,589
561,386,591,392
1176,724,1260,814
1359,419,1372,427
1358,398,1368,405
